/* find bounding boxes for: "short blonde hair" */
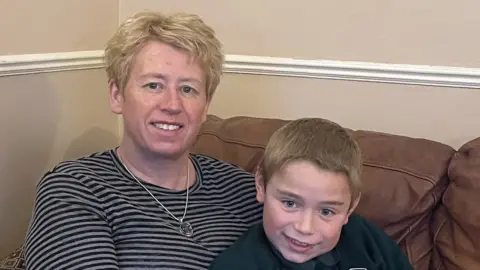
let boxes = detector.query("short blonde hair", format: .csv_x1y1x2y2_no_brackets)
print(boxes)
104,11,224,100
259,118,363,209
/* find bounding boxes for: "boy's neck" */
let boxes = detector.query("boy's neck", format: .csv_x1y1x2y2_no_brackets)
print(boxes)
259,224,339,270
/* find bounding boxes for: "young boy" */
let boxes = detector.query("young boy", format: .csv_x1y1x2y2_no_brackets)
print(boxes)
209,118,413,270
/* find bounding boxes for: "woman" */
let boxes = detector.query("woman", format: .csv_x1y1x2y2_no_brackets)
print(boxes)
24,11,263,270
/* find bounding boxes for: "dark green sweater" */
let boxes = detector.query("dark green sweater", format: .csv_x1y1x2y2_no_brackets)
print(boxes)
209,213,413,270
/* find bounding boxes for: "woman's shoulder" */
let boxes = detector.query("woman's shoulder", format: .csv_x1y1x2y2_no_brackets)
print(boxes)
191,153,255,184
39,149,116,188
191,153,252,174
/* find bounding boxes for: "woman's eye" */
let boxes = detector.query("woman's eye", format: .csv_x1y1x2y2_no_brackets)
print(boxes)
282,200,297,208
145,83,161,90
181,86,194,93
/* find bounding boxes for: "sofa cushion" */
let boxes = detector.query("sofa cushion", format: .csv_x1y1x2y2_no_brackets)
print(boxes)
0,246,24,270
193,115,290,173
352,130,454,270
193,115,455,269
433,137,480,270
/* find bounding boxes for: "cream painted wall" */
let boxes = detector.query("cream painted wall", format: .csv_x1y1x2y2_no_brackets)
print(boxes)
0,0,119,258
0,1,118,55
120,1,480,150
120,0,480,68
212,74,479,149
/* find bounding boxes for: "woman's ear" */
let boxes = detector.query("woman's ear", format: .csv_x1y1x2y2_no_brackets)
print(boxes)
109,79,124,115
255,167,265,203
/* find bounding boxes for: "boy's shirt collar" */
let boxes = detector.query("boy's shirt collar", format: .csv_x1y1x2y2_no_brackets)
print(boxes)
268,240,340,270
256,223,340,270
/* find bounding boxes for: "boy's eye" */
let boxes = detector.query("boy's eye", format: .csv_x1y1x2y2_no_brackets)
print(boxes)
281,200,297,208
319,208,335,217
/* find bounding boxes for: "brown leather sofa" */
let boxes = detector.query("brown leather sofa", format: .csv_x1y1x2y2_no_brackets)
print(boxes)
192,115,480,270
1,114,479,270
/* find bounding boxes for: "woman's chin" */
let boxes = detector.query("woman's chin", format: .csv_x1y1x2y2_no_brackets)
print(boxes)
147,143,188,159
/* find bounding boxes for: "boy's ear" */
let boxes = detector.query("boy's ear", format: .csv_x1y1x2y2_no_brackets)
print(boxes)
255,167,265,203
343,192,361,225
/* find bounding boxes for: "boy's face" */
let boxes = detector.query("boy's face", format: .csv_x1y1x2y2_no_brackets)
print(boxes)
255,160,359,264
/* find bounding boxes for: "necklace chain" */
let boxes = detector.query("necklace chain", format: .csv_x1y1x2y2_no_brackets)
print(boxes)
118,156,190,224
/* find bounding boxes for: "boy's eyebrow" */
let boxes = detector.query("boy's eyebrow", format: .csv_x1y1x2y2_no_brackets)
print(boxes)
318,200,345,206
276,189,303,200
276,189,345,206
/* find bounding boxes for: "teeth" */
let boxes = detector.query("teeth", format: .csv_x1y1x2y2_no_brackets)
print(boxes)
289,237,310,246
153,123,180,130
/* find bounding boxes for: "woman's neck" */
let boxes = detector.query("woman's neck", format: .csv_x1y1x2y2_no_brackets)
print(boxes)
116,143,193,191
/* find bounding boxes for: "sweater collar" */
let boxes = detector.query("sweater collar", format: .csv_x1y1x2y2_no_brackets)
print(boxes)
256,224,340,270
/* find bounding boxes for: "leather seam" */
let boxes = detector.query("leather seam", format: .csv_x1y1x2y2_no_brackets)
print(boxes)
197,132,267,149
198,132,450,187
432,212,447,244
357,161,439,186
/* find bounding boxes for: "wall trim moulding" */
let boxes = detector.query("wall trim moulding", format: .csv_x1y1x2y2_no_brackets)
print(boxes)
1,50,479,89
225,54,480,89
0,51,104,77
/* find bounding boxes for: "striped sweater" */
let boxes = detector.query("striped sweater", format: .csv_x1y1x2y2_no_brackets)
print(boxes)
24,149,263,270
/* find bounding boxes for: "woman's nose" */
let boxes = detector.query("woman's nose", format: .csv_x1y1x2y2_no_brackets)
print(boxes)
161,87,182,114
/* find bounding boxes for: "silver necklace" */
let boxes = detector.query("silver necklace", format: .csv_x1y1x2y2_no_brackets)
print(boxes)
118,156,194,237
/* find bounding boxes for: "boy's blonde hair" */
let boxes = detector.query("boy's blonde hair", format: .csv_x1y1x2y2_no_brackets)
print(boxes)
104,11,224,100
259,118,363,209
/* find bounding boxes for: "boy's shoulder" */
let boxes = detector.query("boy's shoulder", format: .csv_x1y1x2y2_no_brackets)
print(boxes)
209,214,412,270
209,222,275,270
337,213,413,269
340,213,396,245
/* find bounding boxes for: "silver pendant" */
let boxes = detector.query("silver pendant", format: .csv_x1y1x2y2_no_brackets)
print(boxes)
179,221,194,237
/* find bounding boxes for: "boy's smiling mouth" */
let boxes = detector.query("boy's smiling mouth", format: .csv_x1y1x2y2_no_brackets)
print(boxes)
284,234,315,252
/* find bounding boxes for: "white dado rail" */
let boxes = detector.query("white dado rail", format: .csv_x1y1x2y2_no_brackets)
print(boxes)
0,50,479,89
0,51,104,76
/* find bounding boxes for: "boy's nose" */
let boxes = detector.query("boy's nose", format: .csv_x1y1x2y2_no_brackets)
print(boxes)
294,211,315,235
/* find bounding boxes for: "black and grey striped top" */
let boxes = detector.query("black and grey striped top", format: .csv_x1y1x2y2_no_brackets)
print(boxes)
24,149,263,270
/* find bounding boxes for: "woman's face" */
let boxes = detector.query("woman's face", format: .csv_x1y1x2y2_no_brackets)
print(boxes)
109,40,210,159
